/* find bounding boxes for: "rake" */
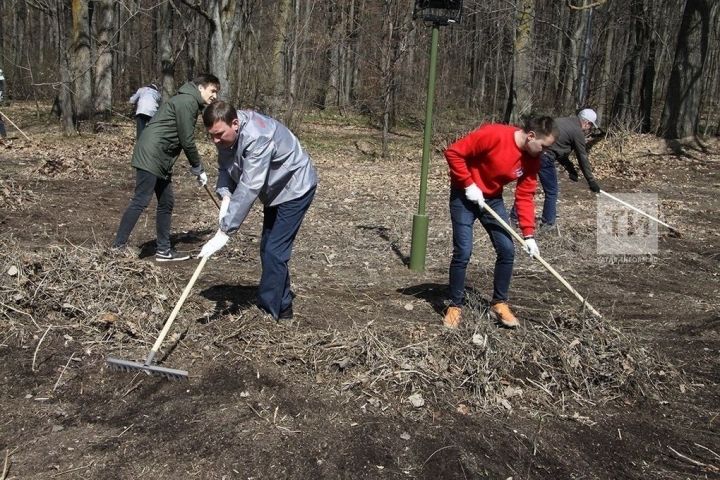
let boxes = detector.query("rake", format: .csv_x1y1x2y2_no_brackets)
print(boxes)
481,204,602,319
106,256,209,380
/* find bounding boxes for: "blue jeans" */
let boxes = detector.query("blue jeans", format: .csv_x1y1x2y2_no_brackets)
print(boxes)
449,189,515,306
510,151,557,225
113,168,174,251
257,186,316,319
538,152,559,225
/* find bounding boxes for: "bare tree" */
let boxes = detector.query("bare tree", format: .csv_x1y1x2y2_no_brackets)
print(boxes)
159,0,175,99
660,0,714,138
94,0,115,118
71,0,92,120
270,0,292,101
182,0,247,98
505,0,534,123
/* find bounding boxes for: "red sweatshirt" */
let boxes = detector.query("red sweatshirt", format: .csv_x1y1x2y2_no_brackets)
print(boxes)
445,123,539,237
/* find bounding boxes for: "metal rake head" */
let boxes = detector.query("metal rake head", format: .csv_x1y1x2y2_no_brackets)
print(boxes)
106,356,188,381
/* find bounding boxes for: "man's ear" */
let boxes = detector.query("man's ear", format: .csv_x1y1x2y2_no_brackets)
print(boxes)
526,131,537,142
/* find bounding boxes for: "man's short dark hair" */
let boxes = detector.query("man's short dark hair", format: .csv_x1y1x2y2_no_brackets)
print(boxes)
522,115,558,138
203,100,238,128
193,73,221,89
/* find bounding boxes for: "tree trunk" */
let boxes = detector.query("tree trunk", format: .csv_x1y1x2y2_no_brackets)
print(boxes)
202,0,244,99
660,0,712,138
381,0,394,156
93,0,114,118
13,0,27,98
71,0,93,120
57,0,76,135
639,37,656,133
506,0,534,123
0,0,4,63
611,1,644,129
596,19,615,122
159,0,175,100
270,0,291,99
576,6,594,107
563,6,583,111
317,2,340,109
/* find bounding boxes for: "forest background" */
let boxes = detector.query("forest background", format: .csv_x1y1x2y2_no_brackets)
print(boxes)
0,0,718,144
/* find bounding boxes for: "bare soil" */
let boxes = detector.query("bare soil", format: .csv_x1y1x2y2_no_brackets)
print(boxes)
0,105,718,479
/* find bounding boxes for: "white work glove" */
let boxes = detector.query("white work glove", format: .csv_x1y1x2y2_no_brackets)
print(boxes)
523,237,539,258
218,196,231,225
196,171,208,187
198,230,229,258
464,183,485,206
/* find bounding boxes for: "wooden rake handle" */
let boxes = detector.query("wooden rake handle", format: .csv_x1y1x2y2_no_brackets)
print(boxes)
203,184,221,210
146,256,209,364
480,203,603,319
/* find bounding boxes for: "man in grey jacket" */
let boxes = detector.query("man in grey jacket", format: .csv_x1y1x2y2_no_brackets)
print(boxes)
512,108,601,230
198,101,318,321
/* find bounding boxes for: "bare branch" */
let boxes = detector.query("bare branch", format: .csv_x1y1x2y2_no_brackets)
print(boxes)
178,0,212,23
567,0,607,10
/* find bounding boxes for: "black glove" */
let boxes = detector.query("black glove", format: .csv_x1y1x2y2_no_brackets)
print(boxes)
568,169,579,182
588,179,601,193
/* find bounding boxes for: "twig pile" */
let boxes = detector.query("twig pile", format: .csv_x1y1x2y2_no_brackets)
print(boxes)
0,239,683,418
0,178,40,211
0,240,179,344
209,291,683,418
36,155,96,178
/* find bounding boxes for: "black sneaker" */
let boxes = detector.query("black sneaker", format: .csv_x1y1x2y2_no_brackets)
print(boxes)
155,248,190,262
278,305,294,321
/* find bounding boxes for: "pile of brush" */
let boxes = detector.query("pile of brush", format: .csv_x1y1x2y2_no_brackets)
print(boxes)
203,290,685,419
0,240,181,349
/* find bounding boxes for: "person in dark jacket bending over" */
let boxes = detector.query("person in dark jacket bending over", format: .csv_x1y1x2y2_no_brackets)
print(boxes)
443,116,557,329
113,74,220,261
198,101,318,321
513,108,601,230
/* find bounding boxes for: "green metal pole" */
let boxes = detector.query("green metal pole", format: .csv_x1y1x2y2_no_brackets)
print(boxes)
409,23,440,272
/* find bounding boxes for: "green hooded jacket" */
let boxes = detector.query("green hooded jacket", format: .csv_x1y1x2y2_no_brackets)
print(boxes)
131,82,205,179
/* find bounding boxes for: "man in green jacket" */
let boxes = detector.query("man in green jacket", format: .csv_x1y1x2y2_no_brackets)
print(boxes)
113,74,220,261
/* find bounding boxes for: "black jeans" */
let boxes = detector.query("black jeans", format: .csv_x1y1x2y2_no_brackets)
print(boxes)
135,114,152,139
113,168,174,251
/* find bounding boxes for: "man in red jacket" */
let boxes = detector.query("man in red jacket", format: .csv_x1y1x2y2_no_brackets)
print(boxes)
443,116,557,329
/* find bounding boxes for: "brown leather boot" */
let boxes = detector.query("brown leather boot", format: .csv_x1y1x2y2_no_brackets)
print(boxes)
490,302,519,328
443,306,462,329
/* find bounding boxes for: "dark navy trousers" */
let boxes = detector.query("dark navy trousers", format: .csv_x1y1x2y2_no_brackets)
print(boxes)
257,186,316,318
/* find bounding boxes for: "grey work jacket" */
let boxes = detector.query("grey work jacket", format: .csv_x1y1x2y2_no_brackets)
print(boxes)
546,116,596,183
216,110,318,234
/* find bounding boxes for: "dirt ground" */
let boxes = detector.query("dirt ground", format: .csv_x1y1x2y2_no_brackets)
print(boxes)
0,104,718,479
